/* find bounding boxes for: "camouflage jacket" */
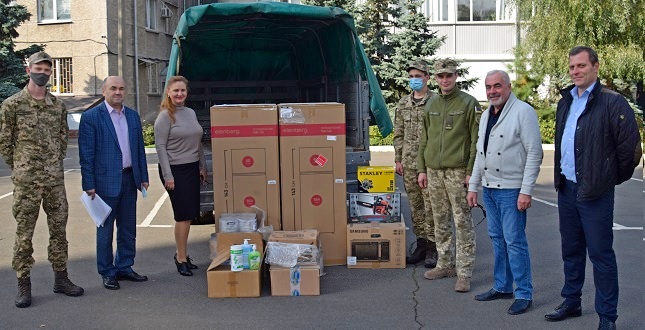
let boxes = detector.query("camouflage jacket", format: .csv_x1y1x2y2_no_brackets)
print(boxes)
393,91,433,164
0,86,68,185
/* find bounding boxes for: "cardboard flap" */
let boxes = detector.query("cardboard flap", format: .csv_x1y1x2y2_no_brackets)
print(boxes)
207,250,231,271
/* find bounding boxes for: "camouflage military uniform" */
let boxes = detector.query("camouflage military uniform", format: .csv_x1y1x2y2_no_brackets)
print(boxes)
0,86,70,278
418,85,481,279
393,92,434,242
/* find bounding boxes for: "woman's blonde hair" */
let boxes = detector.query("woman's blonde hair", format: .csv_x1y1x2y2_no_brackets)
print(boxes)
160,75,189,123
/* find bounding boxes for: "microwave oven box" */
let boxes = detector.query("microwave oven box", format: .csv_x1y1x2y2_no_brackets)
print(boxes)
357,166,396,193
210,104,281,230
206,232,264,298
278,103,347,266
346,221,406,269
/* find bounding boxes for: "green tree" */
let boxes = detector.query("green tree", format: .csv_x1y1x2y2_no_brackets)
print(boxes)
0,1,44,102
510,0,644,99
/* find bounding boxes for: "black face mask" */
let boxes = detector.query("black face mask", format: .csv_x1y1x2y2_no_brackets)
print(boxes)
30,72,51,87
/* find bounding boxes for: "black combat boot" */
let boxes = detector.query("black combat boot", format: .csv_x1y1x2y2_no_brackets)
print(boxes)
406,238,428,264
53,270,84,297
424,240,438,268
15,277,31,308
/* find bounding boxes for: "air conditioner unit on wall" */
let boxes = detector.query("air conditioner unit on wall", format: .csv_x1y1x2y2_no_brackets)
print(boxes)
160,5,172,18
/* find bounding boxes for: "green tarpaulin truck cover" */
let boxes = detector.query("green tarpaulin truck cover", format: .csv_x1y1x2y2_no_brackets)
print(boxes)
165,2,392,136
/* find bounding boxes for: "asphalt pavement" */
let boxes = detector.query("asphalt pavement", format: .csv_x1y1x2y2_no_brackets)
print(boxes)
0,140,643,329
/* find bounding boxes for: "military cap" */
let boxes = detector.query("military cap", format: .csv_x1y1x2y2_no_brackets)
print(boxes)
28,51,53,66
434,58,458,74
407,60,429,74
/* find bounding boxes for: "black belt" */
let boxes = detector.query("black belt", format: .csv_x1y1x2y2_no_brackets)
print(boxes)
122,167,133,173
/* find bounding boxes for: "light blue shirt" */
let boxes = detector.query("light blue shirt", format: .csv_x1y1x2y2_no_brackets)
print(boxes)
560,81,596,182
104,100,132,168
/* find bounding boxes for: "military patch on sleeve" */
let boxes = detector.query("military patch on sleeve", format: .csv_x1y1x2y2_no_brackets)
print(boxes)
475,105,482,113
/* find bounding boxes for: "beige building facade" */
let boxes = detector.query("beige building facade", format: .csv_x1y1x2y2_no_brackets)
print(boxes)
13,0,186,123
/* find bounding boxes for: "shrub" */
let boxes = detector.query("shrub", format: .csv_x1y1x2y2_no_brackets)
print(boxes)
369,126,394,146
142,123,155,147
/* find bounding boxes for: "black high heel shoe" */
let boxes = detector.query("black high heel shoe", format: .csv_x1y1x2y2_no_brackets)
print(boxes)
174,255,193,276
175,253,198,270
186,256,198,270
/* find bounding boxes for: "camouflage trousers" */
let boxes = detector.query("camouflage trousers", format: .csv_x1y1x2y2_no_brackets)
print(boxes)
403,164,434,241
12,183,69,278
427,167,475,278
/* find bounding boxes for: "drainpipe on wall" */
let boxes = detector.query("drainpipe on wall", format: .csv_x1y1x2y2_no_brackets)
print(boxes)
134,1,140,114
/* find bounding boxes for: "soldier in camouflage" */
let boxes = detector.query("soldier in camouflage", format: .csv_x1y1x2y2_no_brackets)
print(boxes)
0,52,84,308
417,58,481,293
393,60,438,268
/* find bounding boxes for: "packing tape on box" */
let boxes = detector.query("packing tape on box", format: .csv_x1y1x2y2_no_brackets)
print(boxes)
289,266,301,296
228,272,237,297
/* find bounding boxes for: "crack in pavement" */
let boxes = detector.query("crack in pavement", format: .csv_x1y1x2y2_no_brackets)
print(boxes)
412,264,424,329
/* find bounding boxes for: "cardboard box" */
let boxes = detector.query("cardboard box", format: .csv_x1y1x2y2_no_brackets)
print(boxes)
348,192,402,223
270,265,321,296
268,230,319,246
210,104,281,231
278,103,347,266
207,232,265,298
357,166,396,192
346,222,406,269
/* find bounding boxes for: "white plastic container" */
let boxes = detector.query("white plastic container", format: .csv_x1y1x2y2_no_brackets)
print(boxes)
230,245,243,271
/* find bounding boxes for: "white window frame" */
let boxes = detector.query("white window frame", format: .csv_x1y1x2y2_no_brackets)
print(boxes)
146,0,157,31
38,0,71,24
424,0,514,23
49,58,73,95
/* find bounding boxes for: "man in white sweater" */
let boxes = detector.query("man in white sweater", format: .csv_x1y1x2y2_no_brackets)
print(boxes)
466,70,543,315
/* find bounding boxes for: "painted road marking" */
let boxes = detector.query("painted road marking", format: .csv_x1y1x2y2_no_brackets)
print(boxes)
533,197,558,207
532,197,641,231
0,192,13,200
138,191,168,227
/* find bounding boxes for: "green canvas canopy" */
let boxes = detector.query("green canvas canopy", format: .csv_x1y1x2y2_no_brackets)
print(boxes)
165,2,392,137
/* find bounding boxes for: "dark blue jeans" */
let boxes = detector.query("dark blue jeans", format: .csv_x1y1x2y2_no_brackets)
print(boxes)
557,179,618,322
483,187,533,300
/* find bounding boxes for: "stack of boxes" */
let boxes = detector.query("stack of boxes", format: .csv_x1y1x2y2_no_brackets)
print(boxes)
346,166,406,269
206,103,346,297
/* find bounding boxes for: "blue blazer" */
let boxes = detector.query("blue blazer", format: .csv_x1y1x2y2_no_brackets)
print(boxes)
79,102,149,198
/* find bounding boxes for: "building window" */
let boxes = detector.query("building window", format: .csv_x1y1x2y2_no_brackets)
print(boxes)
49,58,73,94
146,0,157,30
423,0,451,22
38,0,71,23
147,62,160,95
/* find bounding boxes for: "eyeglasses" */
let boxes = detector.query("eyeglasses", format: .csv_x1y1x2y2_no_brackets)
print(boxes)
471,204,487,228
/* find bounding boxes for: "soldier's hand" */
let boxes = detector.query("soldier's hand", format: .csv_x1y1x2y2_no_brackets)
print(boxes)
466,191,478,207
85,189,96,200
417,173,427,188
395,162,403,176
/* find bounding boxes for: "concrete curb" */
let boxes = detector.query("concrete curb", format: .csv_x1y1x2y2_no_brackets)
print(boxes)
144,144,557,155
369,144,556,152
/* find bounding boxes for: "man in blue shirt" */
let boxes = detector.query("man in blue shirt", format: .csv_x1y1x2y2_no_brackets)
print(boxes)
546,46,642,330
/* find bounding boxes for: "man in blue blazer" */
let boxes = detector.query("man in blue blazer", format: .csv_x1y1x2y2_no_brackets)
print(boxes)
79,76,150,290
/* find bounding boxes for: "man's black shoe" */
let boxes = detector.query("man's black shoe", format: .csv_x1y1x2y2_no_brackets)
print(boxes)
508,299,532,315
102,277,120,290
544,302,582,321
598,317,616,330
474,288,514,301
116,271,148,282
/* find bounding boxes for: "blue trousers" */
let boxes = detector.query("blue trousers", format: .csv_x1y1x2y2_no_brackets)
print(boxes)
557,179,618,322
97,171,137,277
483,188,533,300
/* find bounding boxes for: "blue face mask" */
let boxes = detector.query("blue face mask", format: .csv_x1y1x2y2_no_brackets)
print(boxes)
409,78,425,91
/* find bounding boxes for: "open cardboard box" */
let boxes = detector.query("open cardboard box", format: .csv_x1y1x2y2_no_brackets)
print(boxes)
207,232,264,298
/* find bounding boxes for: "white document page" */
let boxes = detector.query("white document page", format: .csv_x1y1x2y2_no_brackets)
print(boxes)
79,193,112,227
